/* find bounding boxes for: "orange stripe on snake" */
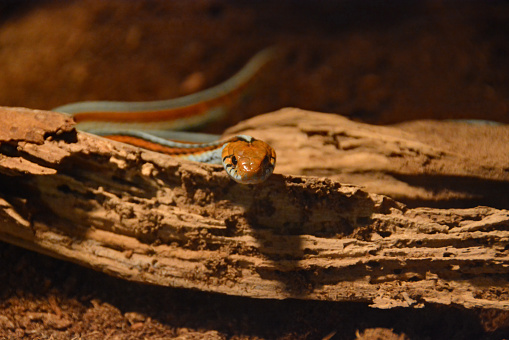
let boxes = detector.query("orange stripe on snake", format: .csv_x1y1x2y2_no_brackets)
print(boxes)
53,49,277,184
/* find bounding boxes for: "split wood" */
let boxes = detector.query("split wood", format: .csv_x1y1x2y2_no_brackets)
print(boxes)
0,106,507,310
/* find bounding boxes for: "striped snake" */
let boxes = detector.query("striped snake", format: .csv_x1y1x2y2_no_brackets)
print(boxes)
54,49,277,184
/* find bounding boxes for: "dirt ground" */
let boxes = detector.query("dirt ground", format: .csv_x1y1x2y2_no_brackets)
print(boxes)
0,0,508,339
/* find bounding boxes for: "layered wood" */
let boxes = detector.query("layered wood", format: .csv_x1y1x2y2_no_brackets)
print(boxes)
226,108,509,208
0,106,507,310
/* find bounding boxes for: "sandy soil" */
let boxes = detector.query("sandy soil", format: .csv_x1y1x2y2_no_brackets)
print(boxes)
0,1,508,339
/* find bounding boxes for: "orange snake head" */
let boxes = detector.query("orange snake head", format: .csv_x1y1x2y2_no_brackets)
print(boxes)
221,135,276,184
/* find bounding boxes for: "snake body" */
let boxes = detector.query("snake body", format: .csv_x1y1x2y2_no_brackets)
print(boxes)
54,49,276,184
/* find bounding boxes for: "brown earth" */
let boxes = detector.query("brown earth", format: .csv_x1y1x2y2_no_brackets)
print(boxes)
0,1,508,339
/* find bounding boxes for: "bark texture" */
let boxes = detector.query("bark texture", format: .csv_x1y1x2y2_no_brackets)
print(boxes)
225,108,509,208
0,106,507,310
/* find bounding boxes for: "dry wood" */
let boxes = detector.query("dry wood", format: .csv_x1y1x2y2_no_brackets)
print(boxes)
226,108,509,208
0,106,508,310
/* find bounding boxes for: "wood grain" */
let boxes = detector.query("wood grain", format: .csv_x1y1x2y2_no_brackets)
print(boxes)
0,106,507,310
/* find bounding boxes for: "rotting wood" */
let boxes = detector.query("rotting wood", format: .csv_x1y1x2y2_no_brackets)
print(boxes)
225,108,509,208
0,106,508,310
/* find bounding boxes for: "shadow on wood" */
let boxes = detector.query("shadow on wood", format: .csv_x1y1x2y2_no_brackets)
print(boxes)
0,106,508,311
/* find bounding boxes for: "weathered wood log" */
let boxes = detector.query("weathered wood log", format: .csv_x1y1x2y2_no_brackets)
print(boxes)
0,106,507,311
225,108,509,208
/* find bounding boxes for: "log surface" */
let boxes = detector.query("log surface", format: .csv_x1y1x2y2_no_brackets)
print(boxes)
0,106,508,310
226,108,509,208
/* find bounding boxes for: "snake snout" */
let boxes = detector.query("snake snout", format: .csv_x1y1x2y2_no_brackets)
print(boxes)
221,137,276,184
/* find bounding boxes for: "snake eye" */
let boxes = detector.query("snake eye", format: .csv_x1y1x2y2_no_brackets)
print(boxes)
231,156,237,166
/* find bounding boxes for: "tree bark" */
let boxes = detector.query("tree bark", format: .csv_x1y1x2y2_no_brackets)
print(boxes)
0,106,507,310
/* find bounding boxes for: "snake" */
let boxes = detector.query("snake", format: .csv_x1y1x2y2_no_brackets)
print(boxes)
53,49,277,184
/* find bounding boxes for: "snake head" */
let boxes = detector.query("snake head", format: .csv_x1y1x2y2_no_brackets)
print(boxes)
221,135,276,184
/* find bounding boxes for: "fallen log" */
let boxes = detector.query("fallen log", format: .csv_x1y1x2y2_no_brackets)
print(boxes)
225,108,509,208
0,106,507,310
